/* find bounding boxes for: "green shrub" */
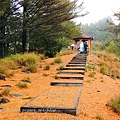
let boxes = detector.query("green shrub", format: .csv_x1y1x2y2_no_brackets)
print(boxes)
85,64,96,71
22,77,31,83
9,53,39,67
0,58,17,69
21,53,39,66
56,50,73,57
100,66,106,75
54,75,58,79
86,79,91,83
54,57,62,63
85,66,88,72
0,67,14,77
99,62,104,66
0,66,8,75
50,62,54,65
6,71,15,77
17,82,28,88
95,114,104,120
39,54,46,60
27,65,37,73
108,95,120,114
106,41,118,54
56,71,60,74
58,65,64,70
44,65,50,70
2,88,10,96
88,72,95,77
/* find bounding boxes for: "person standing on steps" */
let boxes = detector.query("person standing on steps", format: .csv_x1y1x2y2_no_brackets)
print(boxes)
67,45,70,50
79,41,84,53
71,43,75,50
84,41,88,53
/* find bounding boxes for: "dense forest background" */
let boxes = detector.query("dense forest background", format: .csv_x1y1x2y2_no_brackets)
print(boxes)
0,0,88,57
0,0,120,57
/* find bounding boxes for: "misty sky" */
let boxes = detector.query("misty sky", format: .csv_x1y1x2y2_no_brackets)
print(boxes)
75,0,120,25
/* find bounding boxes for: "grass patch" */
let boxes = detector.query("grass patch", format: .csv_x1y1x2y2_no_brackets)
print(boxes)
44,65,50,70
95,114,104,120
88,51,120,79
2,88,10,96
58,65,64,70
56,71,60,74
0,58,17,69
9,53,40,66
0,66,10,76
86,79,91,83
27,65,37,73
88,72,95,77
39,54,46,60
108,94,120,114
56,50,73,56
22,77,31,83
0,53,41,76
54,57,62,63
85,64,96,71
54,75,58,79
17,82,28,88
50,62,54,65
100,66,106,75
85,66,88,72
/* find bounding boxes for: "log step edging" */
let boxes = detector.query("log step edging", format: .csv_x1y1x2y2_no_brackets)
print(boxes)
72,58,87,60
69,62,86,64
61,68,85,70
50,82,83,86
71,60,86,62
74,88,82,109
20,107,76,115
55,76,84,80
66,64,85,67
60,71,84,75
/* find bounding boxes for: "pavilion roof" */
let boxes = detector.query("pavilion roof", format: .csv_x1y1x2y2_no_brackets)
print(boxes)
74,33,93,41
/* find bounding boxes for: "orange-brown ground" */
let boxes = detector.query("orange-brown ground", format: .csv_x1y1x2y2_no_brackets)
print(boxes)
0,52,120,120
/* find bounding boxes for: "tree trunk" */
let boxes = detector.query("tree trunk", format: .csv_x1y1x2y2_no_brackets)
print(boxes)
22,2,29,53
0,15,6,57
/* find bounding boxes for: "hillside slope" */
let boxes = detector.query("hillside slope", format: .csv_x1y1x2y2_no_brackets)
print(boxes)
0,52,120,120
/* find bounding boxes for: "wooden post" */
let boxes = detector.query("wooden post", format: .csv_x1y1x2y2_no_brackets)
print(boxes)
90,40,91,50
88,40,92,51
88,40,90,51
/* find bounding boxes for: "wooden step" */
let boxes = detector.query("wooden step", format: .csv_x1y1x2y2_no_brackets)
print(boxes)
61,67,85,70
20,107,76,115
50,82,83,86
66,64,85,67
72,58,87,60
69,62,86,64
60,71,84,75
71,60,86,62
55,76,84,80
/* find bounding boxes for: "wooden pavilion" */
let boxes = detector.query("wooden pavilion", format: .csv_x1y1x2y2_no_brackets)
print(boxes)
73,33,94,51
